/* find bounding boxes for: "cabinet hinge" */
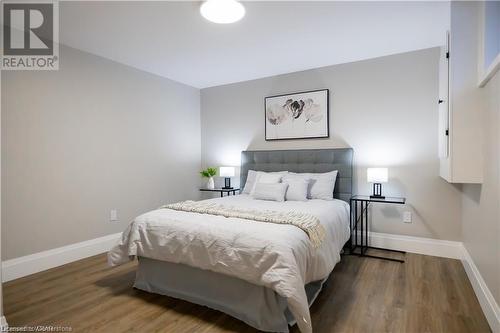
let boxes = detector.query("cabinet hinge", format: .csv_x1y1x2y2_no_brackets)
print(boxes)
446,52,449,59
445,129,449,136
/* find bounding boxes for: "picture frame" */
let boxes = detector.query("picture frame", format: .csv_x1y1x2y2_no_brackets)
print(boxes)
264,89,329,141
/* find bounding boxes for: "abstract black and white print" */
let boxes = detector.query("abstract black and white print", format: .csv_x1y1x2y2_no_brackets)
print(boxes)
265,89,329,140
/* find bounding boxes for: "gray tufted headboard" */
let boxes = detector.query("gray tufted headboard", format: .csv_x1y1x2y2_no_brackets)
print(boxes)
240,148,353,202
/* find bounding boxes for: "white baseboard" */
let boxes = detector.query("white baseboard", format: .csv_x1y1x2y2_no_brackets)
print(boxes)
0,316,7,330
360,232,498,332
1,231,463,282
2,233,121,282
461,246,500,333
357,231,464,259
1,231,498,333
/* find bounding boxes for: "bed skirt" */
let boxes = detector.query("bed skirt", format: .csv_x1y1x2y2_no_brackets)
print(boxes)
134,257,326,333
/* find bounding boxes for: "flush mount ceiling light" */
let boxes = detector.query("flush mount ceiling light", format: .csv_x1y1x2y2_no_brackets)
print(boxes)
200,0,245,24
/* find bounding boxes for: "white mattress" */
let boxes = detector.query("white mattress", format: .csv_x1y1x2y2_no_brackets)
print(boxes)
108,194,350,333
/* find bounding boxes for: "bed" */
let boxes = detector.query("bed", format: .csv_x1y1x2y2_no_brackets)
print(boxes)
108,148,353,333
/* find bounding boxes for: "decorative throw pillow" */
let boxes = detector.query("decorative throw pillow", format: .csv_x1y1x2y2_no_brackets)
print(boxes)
282,176,310,201
288,170,338,200
250,171,285,195
252,183,289,202
242,170,287,194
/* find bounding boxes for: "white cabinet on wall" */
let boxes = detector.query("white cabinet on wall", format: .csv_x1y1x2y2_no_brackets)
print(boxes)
438,33,451,180
438,3,484,184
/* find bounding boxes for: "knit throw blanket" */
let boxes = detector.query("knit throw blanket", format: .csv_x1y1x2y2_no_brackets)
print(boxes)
162,201,326,248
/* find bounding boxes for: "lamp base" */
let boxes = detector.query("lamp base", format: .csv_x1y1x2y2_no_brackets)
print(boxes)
222,177,233,189
371,183,384,199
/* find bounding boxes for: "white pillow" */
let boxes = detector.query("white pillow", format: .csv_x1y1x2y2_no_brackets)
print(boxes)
242,170,258,194
250,171,285,195
242,170,287,194
288,170,338,200
283,176,310,201
252,183,288,202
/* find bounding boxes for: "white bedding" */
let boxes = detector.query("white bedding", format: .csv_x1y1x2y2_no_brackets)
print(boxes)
108,194,350,333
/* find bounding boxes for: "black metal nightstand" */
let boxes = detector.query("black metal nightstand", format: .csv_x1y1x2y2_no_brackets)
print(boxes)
200,188,240,197
350,195,406,263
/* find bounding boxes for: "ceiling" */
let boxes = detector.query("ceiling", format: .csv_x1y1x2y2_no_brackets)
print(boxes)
60,1,450,88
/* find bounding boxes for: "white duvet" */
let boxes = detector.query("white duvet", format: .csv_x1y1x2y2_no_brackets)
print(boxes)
108,195,350,333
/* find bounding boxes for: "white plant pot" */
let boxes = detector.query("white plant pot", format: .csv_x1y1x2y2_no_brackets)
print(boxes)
206,177,215,189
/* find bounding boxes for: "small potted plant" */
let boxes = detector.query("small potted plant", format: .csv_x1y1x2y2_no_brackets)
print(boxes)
200,167,217,189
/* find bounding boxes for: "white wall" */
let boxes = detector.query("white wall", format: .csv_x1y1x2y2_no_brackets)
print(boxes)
201,48,463,241
1,45,201,260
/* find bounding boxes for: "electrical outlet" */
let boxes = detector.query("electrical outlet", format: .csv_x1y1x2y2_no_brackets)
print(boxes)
110,209,118,222
403,211,412,223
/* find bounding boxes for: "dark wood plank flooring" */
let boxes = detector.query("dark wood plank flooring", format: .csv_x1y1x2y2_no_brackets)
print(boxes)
3,251,491,332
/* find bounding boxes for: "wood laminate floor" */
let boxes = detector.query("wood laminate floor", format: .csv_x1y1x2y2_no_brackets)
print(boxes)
4,251,491,333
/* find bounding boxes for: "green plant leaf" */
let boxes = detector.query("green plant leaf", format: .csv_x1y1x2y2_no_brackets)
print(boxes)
200,167,217,178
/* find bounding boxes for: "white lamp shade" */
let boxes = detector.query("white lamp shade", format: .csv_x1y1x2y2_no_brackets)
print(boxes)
367,168,388,183
219,166,235,177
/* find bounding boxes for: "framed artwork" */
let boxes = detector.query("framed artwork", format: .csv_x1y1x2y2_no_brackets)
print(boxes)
265,89,329,141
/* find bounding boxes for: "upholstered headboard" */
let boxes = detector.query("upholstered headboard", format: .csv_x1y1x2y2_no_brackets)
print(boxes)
240,148,353,202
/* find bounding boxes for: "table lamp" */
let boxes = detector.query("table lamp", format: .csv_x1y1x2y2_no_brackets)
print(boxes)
219,166,235,189
367,167,388,199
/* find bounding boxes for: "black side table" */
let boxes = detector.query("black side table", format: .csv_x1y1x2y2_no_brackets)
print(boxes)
200,188,240,197
350,195,406,263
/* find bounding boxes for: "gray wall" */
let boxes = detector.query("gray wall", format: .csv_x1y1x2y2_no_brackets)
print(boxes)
457,1,500,306
0,70,3,318
462,70,500,306
201,48,463,241
1,45,201,260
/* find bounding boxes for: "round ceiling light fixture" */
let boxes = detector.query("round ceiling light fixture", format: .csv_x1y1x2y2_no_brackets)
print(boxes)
200,0,245,24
